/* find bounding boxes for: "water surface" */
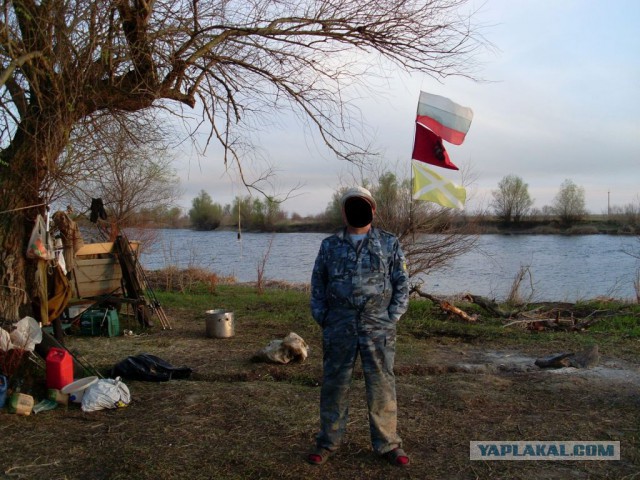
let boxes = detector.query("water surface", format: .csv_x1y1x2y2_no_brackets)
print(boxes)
139,229,639,301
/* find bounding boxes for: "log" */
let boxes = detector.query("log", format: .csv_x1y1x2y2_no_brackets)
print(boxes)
464,294,514,318
412,288,478,322
534,345,600,369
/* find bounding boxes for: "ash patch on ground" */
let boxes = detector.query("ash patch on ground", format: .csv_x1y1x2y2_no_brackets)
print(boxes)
446,348,640,387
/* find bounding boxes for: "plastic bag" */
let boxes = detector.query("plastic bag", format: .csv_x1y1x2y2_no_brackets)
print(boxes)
9,317,42,352
0,328,12,352
252,332,309,364
81,377,131,412
26,214,54,261
55,247,67,275
111,353,192,382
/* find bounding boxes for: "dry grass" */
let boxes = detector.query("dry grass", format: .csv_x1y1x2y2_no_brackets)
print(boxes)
144,267,235,295
1,290,639,479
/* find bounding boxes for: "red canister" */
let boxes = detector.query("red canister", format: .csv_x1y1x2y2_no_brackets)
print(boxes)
46,347,74,390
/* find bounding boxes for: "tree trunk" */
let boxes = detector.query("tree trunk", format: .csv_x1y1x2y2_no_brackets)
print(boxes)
0,213,30,322
0,116,73,323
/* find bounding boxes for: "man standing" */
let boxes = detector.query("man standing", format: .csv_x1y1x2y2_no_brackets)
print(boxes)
308,187,410,467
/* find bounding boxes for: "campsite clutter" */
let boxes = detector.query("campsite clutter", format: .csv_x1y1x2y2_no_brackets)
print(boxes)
1,198,308,419
0,200,172,416
0,317,40,414
0,316,133,415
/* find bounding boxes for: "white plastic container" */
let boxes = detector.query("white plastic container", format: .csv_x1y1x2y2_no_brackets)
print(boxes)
61,376,98,403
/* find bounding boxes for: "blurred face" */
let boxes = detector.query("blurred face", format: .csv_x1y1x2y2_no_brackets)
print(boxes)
343,196,374,228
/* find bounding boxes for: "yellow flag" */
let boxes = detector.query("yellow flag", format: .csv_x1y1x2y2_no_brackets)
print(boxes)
412,160,466,209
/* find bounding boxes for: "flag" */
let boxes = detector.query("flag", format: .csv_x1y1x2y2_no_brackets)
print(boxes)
411,122,459,170
417,91,473,145
412,160,466,209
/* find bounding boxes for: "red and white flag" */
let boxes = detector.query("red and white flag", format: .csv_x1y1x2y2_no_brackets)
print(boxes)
417,91,474,145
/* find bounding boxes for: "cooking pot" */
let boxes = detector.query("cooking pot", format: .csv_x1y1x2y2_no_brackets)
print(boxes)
205,309,234,338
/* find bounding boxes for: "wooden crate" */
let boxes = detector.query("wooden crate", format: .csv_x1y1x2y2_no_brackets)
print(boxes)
73,257,123,298
71,241,139,299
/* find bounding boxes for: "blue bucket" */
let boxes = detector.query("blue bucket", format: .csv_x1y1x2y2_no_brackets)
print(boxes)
0,375,7,409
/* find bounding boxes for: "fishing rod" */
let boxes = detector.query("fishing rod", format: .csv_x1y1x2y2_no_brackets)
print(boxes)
117,231,171,330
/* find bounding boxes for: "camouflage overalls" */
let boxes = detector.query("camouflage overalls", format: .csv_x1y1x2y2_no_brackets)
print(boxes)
310,227,409,454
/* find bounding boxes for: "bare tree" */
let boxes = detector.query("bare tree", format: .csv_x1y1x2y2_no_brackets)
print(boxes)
0,0,483,321
55,114,182,228
326,165,477,282
552,179,587,226
371,172,477,280
490,174,534,223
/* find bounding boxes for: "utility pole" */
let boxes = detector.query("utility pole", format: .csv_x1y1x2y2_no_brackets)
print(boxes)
607,190,611,217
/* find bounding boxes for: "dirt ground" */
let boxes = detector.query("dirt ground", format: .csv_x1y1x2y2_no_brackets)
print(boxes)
1,304,639,480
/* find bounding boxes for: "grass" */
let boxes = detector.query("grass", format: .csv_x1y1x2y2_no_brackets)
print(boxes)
588,310,640,337
156,284,310,322
1,285,639,479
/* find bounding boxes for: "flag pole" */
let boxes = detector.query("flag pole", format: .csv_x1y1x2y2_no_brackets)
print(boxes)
409,91,420,240
410,160,416,243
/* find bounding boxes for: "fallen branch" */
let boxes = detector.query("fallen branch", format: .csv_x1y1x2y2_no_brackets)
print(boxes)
504,309,615,331
464,294,519,318
502,318,558,329
411,287,477,322
572,310,612,330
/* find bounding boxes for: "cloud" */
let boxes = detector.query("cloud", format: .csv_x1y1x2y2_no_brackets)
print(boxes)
172,0,640,217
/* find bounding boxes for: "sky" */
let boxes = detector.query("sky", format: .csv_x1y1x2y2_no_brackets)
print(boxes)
173,0,640,217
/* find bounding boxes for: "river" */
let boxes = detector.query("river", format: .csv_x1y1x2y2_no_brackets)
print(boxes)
138,229,640,302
